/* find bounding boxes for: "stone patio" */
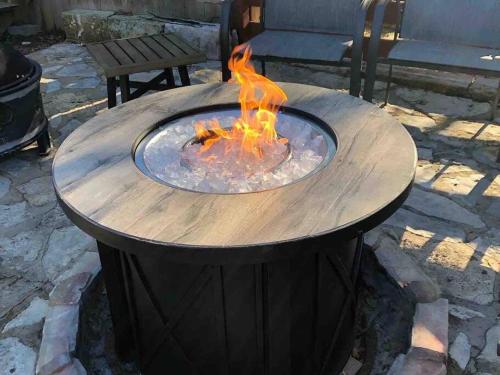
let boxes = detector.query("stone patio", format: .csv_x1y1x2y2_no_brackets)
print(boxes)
0,42,498,375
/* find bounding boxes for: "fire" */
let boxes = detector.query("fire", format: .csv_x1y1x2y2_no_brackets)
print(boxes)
194,44,288,160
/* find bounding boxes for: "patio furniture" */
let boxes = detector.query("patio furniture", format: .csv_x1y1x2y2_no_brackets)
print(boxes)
365,0,500,118
220,0,377,98
0,44,51,157
366,0,500,162
87,33,206,109
53,82,416,374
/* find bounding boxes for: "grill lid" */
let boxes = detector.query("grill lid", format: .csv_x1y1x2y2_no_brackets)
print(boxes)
0,44,34,90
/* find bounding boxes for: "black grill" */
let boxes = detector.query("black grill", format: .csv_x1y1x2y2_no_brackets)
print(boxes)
0,44,51,157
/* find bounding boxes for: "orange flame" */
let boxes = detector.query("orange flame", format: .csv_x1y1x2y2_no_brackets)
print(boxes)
194,44,288,159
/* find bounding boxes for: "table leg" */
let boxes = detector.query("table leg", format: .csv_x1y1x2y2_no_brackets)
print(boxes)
97,241,135,361
178,66,191,86
107,77,117,109
164,68,176,88
119,75,131,103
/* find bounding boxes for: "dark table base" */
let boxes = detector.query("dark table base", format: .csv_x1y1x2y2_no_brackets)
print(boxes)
97,233,364,375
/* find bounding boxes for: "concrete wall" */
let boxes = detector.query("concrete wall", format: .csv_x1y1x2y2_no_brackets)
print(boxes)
12,0,222,31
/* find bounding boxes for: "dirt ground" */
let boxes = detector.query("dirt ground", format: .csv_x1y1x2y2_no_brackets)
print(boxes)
0,30,66,55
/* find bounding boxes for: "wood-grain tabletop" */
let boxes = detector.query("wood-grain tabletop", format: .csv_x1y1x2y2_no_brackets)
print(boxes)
53,83,416,259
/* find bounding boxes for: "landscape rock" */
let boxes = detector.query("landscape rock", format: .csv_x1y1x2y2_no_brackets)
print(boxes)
54,251,101,285
431,120,500,147
0,157,42,183
384,208,466,242
0,277,42,320
448,304,486,320
375,237,440,302
411,299,448,357
65,77,101,89
404,188,485,228
18,176,56,207
36,305,79,375
57,359,87,375
0,337,37,374
414,161,445,188
477,325,500,373
417,147,433,160
431,164,485,203
0,229,46,272
164,20,219,60
57,119,82,140
449,332,471,371
41,79,62,94
49,272,92,306
108,14,164,39
401,238,496,306
396,88,491,119
386,105,438,137
0,175,11,199
57,63,98,78
0,202,27,229
399,347,447,375
2,297,48,334
426,241,496,305
62,9,115,43
42,226,95,282
42,65,63,76
387,354,406,375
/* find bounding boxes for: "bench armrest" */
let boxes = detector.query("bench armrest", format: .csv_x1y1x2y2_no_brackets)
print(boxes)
350,0,375,98
363,0,391,102
220,0,236,82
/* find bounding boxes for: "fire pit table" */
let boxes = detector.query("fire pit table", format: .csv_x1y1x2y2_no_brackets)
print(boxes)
53,82,416,375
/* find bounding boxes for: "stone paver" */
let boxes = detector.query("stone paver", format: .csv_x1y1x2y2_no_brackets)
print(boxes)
2,297,48,334
449,332,471,371
476,325,500,373
412,299,449,356
0,337,37,374
0,42,497,375
374,237,440,303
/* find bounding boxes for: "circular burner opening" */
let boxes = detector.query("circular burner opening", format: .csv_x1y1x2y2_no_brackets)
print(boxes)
135,107,336,194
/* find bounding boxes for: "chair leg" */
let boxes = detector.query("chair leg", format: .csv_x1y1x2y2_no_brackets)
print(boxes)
261,60,266,77
178,66,191,86
492,79,500,121
107,77,117,109
383,64,393,107
164,68,176,88
119,75,130,104
37,128,51,156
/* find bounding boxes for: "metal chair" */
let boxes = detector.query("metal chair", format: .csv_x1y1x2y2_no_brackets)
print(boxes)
220,0,377,100
365,0,500,161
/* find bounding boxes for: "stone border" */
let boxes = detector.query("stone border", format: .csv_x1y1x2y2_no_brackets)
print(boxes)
35,240,449,375
366,234,449,375
36,252,101,375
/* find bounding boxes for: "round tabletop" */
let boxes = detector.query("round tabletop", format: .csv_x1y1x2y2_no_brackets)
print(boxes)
53,83,416,261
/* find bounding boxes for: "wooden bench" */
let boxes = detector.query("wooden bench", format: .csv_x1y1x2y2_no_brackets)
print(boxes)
87,33,206,108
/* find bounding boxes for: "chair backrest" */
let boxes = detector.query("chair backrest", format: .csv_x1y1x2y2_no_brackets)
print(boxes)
263,0,361,35
400,0,500,49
